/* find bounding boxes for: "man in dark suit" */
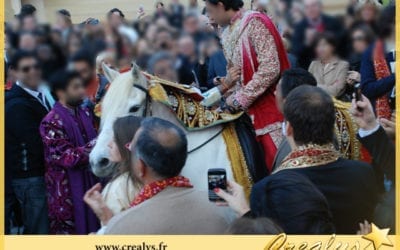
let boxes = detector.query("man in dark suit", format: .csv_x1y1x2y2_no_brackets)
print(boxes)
216,86,379,234
272,68,318,171
5,51,50,234
351,95,395,231
291,0,344,69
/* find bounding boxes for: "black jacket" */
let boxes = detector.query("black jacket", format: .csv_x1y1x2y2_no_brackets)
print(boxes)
5,84,49,183
291,14,344,69
251,158,378,234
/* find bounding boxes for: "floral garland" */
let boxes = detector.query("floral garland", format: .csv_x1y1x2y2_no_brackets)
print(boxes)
130,176,193,207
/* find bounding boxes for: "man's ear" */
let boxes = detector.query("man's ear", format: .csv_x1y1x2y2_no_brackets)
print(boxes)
286,121,293,137
55,89,64,100
137,159,146,178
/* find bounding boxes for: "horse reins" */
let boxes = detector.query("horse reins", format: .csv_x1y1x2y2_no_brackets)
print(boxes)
188,128,224,154
133,84,151,117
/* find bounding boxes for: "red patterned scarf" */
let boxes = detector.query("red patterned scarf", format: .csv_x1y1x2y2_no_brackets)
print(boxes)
273,143,340,173
130,176,193,207
373,40,392,120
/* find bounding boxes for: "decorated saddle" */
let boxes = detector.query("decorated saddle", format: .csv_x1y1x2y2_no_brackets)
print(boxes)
333,98,370,162
144,72,244,131
145,72,268,197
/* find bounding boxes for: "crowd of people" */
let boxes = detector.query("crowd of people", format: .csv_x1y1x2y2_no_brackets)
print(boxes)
4,0,396,235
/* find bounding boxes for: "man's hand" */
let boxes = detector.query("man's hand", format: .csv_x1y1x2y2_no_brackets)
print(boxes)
350,94,379,131
346,71,361,85
305,28,317,46
357,220,372,235
380,113,396,140
214,180,250,217
348,71,361,82
83,183,113,225
225,66,241,87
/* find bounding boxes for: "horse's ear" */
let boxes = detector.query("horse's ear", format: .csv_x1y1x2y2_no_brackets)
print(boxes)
102,62,120,83
131,62,142,79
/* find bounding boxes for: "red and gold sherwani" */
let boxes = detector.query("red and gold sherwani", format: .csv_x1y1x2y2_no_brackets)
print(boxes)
222,11,290,171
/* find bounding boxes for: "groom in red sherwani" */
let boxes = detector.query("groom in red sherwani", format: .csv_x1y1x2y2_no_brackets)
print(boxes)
202,0,290,171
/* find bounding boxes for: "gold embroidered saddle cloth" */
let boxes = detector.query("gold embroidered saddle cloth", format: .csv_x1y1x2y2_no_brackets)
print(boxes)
144,72,243,131
145,73,253,197
333,98,361,160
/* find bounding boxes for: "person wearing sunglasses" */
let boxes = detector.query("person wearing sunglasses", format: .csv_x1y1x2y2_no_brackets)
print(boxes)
5,50,50,234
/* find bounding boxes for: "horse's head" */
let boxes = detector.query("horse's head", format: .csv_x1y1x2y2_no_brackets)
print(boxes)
90,62,149,177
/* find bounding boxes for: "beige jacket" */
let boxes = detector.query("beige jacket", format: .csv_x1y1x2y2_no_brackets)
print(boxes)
104,187,234,234
309,58,349,97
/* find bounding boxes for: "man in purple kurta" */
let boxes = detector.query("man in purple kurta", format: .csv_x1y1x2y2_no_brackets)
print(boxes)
40,71,100,234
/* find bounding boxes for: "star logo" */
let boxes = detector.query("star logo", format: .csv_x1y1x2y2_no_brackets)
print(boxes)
362,223,393,249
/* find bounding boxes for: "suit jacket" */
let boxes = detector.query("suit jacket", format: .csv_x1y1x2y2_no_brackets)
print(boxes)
288,158,378,234
358,126,395,184
290,159,378,234
105,187,233,234
5,84,49,182
309,59,349,97
271,138,291,172
291,14,344,69
358,127,395,231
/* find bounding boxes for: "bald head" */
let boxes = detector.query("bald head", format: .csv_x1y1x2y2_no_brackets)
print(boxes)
303,0,322,20
132,117,188,178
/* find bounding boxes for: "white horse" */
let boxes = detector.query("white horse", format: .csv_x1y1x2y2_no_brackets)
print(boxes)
90,64,238,191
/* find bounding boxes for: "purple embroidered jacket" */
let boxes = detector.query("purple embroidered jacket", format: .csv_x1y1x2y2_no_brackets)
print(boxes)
40,102,99,234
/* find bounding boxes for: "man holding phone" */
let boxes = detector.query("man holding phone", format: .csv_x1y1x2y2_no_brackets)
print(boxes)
85,118,232,234
214,86,379,234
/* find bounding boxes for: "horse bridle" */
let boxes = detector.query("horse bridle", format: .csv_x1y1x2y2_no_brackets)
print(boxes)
133,84,151,117
132,83,222,154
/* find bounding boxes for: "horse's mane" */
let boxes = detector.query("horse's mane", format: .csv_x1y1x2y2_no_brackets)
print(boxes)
100,71,146,129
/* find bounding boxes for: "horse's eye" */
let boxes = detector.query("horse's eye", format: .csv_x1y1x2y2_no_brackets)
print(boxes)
129,105,140,113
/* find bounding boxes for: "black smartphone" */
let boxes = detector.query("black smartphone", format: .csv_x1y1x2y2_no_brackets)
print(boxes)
354,83,363,102
208,168,227,202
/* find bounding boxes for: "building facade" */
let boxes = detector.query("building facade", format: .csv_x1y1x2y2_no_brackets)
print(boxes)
6,0,348,24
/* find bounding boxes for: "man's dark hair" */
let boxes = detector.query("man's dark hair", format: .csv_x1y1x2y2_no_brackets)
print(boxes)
20,4,36,17
377,5,395,39
108,8,125,18
9,50,37,69
135,117,188,178
71,49,95,68
284,86,335,145
280,68,317,99
204,0,244,11
263,171,335,234
184,12,199,21
147,52,174,74
49,70,81,94
58,9,71,18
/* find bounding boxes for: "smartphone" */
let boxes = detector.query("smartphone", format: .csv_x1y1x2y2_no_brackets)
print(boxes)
354,83,363,111
208,168,227,202
354,83,362,102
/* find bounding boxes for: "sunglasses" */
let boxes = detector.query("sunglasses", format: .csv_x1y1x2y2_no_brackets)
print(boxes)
352,36,366,42
19,64,40,73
